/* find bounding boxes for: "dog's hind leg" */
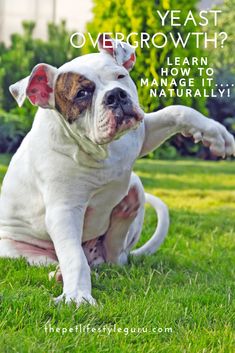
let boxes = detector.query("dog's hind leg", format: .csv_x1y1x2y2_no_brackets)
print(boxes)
103,174,145,265
0,238,58,265
49,175,145,282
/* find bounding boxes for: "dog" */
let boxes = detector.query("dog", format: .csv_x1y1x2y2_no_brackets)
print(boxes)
0,34,234,307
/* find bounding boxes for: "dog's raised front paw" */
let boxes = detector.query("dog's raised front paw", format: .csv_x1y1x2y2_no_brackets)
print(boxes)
53,291,97,307
183,119,235,158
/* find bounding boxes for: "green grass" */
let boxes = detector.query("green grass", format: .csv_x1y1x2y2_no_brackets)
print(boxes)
0,155,234,353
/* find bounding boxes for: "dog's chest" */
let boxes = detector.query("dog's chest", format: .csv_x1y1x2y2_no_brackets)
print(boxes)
82,130,143,240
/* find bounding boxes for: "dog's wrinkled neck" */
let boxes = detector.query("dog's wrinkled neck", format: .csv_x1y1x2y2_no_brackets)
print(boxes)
53,110,108,167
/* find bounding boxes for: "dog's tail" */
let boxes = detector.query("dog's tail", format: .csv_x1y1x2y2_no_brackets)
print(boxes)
130,193,169,256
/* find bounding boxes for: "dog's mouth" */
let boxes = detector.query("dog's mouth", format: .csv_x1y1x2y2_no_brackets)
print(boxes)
96,105,144,144
115,104,143,125
114,109,143,135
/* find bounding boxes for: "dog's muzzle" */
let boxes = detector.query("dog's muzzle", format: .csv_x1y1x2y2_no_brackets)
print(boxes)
103,87,142,125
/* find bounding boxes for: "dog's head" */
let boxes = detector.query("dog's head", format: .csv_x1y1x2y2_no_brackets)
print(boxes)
10,34,144,145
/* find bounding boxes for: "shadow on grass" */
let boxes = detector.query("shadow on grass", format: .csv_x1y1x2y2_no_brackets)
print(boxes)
136,175,235,191
135,158,235,175
134,159,235,191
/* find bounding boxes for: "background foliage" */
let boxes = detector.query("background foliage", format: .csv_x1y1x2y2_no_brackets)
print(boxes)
0,0,234,159
0,21,79,152
206,0,235,149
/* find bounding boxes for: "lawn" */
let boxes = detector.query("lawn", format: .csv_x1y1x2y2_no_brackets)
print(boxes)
0,155,234,353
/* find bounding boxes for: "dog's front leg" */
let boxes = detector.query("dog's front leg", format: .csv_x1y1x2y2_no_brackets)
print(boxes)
140,105,235,158
46,205,96,307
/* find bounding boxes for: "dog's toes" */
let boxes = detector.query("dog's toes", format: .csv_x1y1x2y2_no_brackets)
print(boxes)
53,293,65,305
48,266,63,282
55,269,63,282
53,292,97,307
75,293,97,307
193,131,203,143
48,270,56,281
118,251,128,265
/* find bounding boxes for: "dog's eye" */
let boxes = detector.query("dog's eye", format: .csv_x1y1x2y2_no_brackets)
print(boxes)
76,89,89,99
117,74,126,79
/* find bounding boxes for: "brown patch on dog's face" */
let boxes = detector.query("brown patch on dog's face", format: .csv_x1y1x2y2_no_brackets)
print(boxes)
55,72,95,123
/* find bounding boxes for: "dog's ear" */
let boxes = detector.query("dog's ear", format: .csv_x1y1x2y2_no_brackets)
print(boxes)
9,63,58,108
98,33,136,71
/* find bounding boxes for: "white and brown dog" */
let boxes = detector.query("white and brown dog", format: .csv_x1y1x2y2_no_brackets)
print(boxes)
0,34,234,306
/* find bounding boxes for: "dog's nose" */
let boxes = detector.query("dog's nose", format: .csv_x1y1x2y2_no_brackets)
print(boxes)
104,88,128,108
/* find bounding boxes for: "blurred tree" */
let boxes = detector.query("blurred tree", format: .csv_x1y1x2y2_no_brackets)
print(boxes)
206,0,235,149
86,0,209,158
206,0,235,73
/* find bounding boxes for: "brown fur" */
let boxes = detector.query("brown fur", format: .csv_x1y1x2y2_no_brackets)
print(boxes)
55,72,95,123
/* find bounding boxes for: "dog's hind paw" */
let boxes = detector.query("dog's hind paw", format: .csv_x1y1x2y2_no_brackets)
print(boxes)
48,265,63,282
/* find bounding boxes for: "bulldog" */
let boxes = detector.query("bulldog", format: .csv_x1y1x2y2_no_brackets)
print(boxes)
0,34,234,307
